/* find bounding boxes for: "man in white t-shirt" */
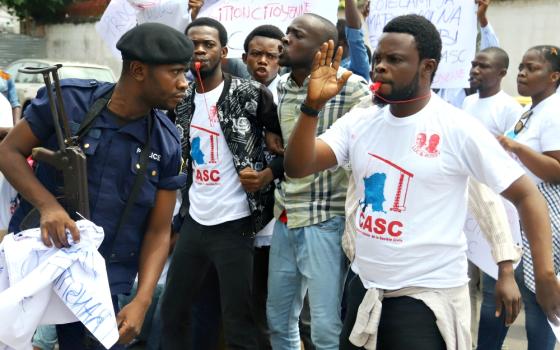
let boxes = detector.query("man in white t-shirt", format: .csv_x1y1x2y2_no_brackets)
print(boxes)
462,45,525,346
160,18,282,350
463,47,522,136
283,14,560,350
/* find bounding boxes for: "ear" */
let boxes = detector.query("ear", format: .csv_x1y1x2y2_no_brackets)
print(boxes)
130,61,148,82
551,71,560,86
242,53,247,64
421,58,437,81
498,68,507,78
221,46,228,60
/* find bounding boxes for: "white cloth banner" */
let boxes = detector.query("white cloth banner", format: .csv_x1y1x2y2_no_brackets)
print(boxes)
0,220,118,350
197,0,339,58
95,0,192,59
464,199,522,279
365,0,477,89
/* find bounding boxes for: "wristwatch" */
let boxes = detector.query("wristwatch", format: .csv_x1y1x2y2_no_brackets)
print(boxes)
300,101,321,117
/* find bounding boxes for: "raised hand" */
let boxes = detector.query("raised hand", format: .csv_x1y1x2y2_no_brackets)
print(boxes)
305,40,353,110
476,0,491,27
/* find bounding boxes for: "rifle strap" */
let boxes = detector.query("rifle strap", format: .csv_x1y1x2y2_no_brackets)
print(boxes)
76,87,115,139
104,114,153,260
73,86,154,259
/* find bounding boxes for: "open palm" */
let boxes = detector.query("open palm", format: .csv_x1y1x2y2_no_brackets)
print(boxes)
306,40,353,109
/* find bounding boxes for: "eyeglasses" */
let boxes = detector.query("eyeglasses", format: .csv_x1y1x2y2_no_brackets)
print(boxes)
513,109,534,135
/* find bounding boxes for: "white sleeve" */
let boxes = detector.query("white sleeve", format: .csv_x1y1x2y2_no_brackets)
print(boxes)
318,110,356,167
459,121,525,194
540,112,560,152
480,23,500,49
500,102,523,135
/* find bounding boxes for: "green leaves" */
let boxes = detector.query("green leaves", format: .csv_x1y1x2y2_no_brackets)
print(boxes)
0,0,73,23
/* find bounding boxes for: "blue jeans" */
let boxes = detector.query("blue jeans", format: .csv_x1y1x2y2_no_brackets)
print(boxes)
477,263,556,350
32,325,58,350
267,217,347,350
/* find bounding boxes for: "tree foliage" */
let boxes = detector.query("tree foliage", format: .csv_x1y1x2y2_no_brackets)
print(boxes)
0,0,74,23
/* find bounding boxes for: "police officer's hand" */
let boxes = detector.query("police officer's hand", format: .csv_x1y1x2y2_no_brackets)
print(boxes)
239,167,274,193
265,131,284,156
494,261,521,326
116,299,149,344
40,204,80,248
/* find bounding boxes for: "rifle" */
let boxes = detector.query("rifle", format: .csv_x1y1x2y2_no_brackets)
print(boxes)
19,64,90,229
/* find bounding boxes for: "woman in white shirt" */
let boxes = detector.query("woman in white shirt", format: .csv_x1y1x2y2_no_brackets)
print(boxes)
478,45,560,350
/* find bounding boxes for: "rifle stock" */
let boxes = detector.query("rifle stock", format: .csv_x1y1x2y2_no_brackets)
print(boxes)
18,65,90,230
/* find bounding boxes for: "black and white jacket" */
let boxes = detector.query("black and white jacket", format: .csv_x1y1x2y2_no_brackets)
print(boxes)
175,73,282,233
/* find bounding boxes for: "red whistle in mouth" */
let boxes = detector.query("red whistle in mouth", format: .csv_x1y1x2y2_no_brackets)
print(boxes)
369,82,381,93
194,61,201,71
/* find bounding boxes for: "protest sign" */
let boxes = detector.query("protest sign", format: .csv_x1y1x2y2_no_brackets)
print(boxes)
95,0,137,58
96,0,192,59
198,0,339,58
365,0,477,89
96,0,338,60
464,198,522,280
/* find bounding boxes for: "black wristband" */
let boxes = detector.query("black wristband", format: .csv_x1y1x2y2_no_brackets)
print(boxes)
300,101,321,117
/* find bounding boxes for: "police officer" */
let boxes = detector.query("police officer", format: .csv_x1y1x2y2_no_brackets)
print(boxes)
0,23,193,349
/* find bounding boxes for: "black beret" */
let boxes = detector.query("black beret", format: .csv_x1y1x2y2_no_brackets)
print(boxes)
117,23,194,64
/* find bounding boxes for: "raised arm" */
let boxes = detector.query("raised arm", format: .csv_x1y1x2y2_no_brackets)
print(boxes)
283,40,352,178
477,0,500,48
343,0,371,81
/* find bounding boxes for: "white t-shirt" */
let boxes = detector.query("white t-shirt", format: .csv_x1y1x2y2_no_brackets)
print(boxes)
462,90,522,136
0,93,12,127
504,93,560,184
188,81,250,225
319,93,524,290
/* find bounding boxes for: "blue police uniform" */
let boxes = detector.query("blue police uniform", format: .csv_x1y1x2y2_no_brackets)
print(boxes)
9,78,186,296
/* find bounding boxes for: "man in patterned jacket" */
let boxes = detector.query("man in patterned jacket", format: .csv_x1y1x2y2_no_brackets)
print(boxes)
160,17,282,350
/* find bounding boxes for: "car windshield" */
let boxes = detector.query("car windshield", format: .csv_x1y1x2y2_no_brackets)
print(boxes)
59,66,115,82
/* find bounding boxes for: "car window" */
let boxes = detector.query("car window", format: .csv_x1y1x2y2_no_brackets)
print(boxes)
17,62,43,84
5,62,23,80
59,66,115,83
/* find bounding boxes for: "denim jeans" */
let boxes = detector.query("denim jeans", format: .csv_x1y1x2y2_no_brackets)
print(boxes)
267,217,347,350
477,263,556,350
32,325,58,350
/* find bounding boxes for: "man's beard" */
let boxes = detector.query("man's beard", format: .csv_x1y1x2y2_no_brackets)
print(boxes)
373,72,420,107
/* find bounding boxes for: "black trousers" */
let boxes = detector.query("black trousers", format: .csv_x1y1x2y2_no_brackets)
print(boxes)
340,274,446,350
160,214,258,350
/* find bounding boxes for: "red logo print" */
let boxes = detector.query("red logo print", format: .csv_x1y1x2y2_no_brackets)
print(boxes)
412,133,441,158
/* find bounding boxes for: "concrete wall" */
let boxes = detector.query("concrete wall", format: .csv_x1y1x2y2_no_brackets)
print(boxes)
483,0,559,96
45,22,121,78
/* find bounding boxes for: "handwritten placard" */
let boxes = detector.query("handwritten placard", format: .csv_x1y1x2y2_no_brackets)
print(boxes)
95,0,137,58
198,0,339,58
464,199,522,279
365,0,477,89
